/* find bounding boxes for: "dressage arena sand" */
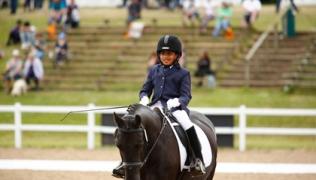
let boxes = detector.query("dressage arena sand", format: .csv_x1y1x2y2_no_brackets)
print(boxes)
0,148,315,180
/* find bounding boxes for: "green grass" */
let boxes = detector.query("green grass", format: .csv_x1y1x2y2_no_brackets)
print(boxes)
0,5,316,149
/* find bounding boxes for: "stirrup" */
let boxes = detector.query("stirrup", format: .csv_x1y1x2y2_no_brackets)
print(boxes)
194,159,206,174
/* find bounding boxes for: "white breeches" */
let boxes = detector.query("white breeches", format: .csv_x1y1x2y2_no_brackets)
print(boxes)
150,101,194,130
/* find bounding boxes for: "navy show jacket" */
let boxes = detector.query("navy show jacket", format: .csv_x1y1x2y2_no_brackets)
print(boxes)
139,63,192,114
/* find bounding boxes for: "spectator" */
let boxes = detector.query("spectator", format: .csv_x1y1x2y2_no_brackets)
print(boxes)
6,19,22,46
54,32,68,67
34,0,44,9
147,51,159,72
200,0,216,33
3,49,23,93
34,32,46,60
182,0,200,27
117,0,128,8
276,0,298,13
20,21,36,49
47,20,57,41
194,50,215,87
10,0,19,14
65,0,80,29
127,0,141,26
212,1,232,37
242,0,261,29
23,49,44,90
49,0,67,25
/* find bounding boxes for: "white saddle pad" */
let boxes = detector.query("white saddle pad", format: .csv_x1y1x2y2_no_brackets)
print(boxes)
162,111,213,171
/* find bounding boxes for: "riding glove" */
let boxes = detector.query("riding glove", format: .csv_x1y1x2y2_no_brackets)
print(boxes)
139,96,149,106
167,98,181,110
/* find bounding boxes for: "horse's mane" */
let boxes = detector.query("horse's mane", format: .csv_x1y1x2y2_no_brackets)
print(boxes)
125,104,161,126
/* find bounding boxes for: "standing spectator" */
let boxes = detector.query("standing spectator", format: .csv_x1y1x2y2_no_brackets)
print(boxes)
3,49,23,93
242,0,261,29
182,0,200,27
212,1,232,37
6,19,22,46
127,0,141,26
20,21,36,49
200,0,216,33
49,0,67,25
10,0,19,14
54,32,68,67
194,50,215,87
23,50,44,90
276,0,298,13
65,0,80,29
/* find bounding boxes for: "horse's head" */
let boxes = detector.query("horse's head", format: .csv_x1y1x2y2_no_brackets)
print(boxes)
113,112,145,179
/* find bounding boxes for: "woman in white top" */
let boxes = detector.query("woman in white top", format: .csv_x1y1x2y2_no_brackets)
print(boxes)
242,0,262,28
23,50,44,90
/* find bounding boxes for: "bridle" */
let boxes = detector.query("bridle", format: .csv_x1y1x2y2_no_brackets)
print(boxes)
116,115,168,169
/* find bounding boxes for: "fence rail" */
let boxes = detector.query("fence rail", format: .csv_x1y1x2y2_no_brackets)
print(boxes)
0,103,315,151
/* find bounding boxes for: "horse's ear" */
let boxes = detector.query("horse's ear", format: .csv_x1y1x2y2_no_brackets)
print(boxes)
113,112,124,127
135,114,142,127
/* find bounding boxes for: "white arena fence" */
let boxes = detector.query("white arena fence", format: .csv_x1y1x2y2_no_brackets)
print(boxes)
0,103,316,151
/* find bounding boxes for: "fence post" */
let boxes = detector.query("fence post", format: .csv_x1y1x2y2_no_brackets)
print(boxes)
87,103,95,150
239,105,247,151
14,102,22,149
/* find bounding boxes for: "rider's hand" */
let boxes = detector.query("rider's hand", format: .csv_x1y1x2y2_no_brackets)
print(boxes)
167,98,180,110
139,96,149,106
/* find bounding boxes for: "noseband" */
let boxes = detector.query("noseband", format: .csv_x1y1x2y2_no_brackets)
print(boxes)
116,116,167,169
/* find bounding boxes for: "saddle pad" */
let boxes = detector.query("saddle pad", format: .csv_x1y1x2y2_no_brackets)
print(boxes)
161,111,213,171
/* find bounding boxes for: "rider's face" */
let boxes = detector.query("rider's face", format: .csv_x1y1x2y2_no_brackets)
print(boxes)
159,50,177,66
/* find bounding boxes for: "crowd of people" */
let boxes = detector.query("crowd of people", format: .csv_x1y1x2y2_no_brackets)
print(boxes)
2,0,295,93
2,0,80,95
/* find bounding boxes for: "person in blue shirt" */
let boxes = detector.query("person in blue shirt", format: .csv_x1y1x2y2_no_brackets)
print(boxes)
139,35,205,174
112,35,206,178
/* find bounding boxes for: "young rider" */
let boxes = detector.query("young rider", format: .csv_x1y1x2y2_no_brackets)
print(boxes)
112,35,206,178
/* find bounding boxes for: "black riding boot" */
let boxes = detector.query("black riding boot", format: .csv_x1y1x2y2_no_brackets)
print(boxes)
186,126,206,174
112,161,125,178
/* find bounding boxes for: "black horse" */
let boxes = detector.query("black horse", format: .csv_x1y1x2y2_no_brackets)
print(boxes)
113,104,217,180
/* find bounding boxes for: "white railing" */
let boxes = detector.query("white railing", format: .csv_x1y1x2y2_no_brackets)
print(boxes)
0,103,316,151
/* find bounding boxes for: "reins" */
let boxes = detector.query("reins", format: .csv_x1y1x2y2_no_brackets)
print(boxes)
118,114,168,169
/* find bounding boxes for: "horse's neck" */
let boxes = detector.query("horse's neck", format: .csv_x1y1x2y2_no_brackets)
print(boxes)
141,113,162,142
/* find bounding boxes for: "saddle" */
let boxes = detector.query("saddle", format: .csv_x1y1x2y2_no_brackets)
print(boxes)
154,108,195,168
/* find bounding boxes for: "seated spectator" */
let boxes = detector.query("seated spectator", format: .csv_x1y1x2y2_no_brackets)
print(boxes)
182,0,200,27
127,0,141,26
194,50,215,87
200,0,216,33
212,1,233,37
6,19,22,46
23,49,44,90
2,49,23,93
20,21,36,50
54,32,68,67
242,0,262,29
47,20,57,41
147,51,159,72
49,0,67,25
34,32,46,60
65,0,80,29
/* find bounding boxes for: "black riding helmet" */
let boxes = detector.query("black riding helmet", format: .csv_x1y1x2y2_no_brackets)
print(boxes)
156,35,182,62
